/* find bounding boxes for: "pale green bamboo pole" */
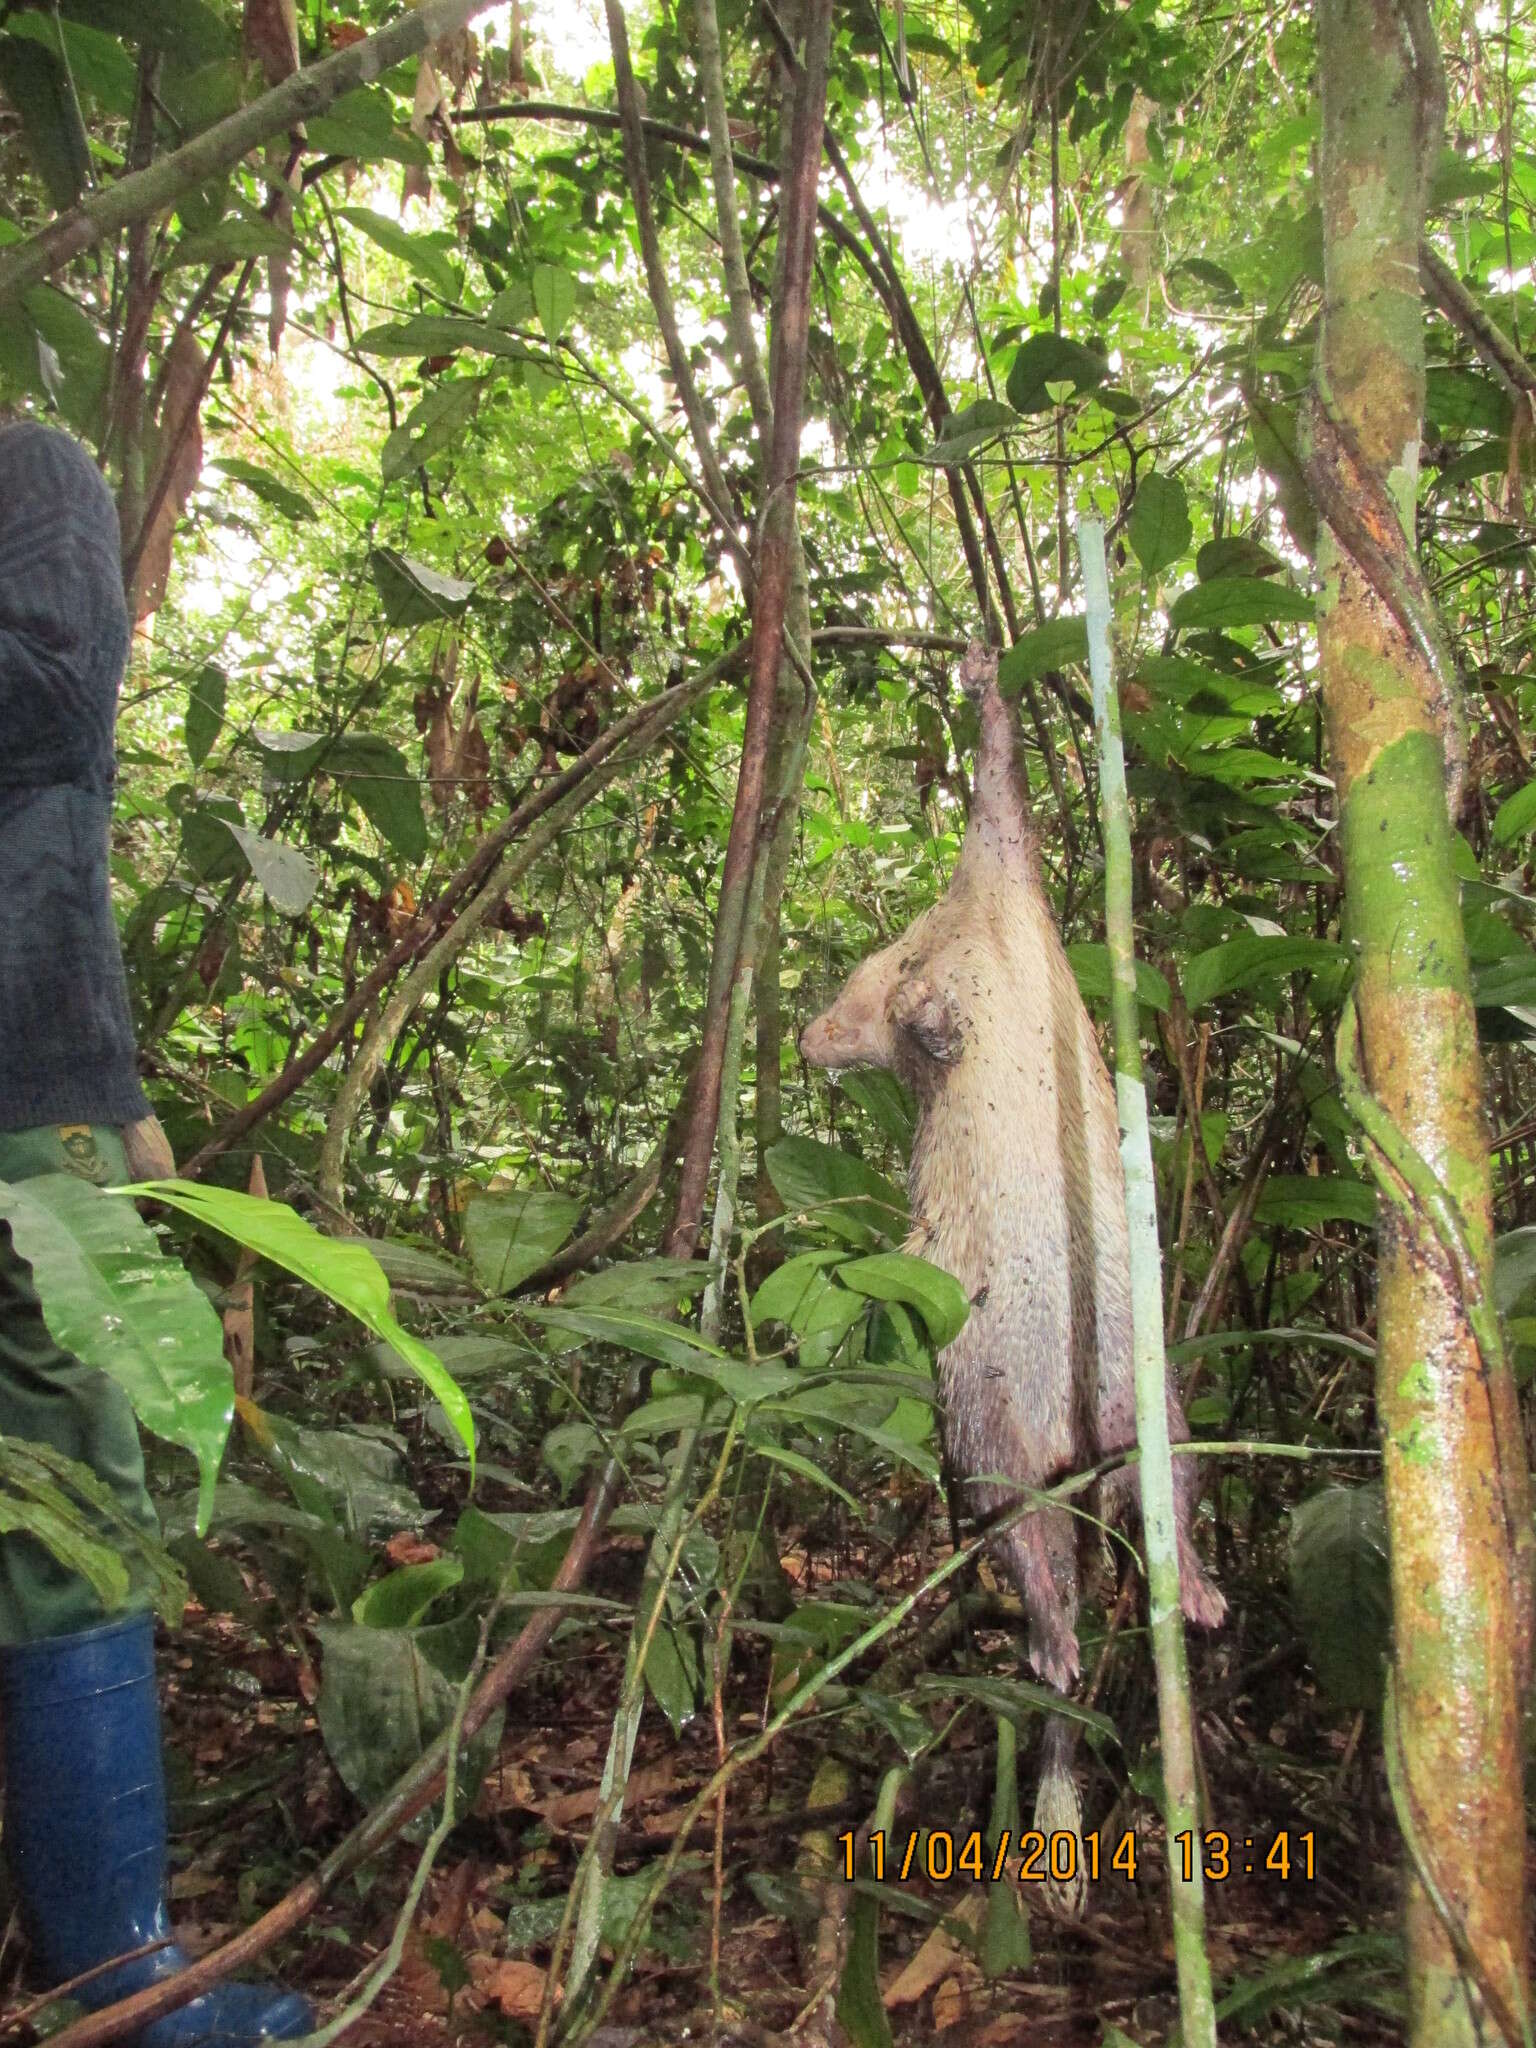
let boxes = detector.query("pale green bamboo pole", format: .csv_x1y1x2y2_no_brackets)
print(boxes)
1078,517,1215,2048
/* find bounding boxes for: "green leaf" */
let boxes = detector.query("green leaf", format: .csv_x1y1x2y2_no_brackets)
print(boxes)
560,1258,705,1311
1492,780,1536,844
1066,942,1171,1013
336,205,459,300
315,1621,502,1831
1005,333,1107,413
1196,534,1282,582
763,1137,907,1248
353,1556,464,1629
380,377,485,483
0,1175,233,1534
114,1182,475,1472
1253,1176,1376,1229
209,456,316,523
997,617,1088,689
835,1252,970,1347
1170,578,1314,630
1495,1227,1536,1318
463,1189,580,1295
354,315,529,362
184,662,226,768
531,262,577,343
308,87,427,165
1287,1487,1390,1712
1182,934,1344,1009
750,1249,844,1329
6,11,135,113
925,397,1022,462
222,823,318,915
0,35,91,209
167,216,295,271
0,1437,186,1622
1128,472,1192,576
369,547,474,625
329,733,428,861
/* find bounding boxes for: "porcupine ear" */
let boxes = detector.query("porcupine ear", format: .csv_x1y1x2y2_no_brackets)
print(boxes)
890,974,965,1064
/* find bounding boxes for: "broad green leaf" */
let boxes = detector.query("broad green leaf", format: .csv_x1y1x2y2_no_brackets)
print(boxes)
1170,578,1314,630
315,1621,502,1830
925,396,1021,462
184,662,225,768
0,36,91,209
763,1137,907,1248
1066,942,1171,1013
308,87,427,165
6,11,135,113
1253,1176,1376,1229
222,823,318,915
1196,535,1282,582
531,262,577,343
749,1249,844,1329
835,1252,970,1347
1473,953,1536,1009
1005,333,1107,412
369,547,474,625
1492,780,1536,844
167,216,295,271
1494,1227,1536,1317
1287,1487,1390,1712
337,205,459,301
463,1189,580,1294
353,1556,464,1629
355,315,529,362
330,733,429,861
1182,934,1345,1009
115,1182,475,1470
381,377,485,482
0,1437,185,1622
209,457,316,523
1128,472,1192,576
0,1175,232,1533
997,617,1087,689
238,1406,423,1542
560,1258,705,1311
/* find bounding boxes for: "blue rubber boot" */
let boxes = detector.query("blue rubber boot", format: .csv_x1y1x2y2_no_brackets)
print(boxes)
0,1610,314,2045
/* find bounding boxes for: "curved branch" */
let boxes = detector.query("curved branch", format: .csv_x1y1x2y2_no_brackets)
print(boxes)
0,0,500,307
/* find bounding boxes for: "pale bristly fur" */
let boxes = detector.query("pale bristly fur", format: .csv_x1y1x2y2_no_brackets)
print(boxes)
801,643,1224,1894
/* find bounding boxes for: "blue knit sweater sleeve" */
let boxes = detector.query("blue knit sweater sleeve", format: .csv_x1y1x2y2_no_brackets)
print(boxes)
0,423,129,790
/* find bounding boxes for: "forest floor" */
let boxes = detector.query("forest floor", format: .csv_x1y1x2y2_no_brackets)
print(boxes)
0,1553,1423,2048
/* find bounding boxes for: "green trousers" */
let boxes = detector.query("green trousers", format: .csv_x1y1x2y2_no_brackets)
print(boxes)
0,1125,161,1644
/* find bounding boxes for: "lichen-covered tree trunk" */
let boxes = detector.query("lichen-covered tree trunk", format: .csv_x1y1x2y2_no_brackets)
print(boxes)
1313,3,1532,2040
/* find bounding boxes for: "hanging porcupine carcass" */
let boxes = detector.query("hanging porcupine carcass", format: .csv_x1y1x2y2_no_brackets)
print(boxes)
800,643,1224,1887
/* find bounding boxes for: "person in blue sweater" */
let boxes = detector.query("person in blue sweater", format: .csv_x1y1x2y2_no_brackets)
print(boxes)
0,421,312,2045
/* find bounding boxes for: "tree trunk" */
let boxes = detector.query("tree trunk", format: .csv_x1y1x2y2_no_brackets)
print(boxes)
1313,3,1532,2040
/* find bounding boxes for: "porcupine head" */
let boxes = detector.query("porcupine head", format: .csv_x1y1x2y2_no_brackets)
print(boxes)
801,644,1224,1881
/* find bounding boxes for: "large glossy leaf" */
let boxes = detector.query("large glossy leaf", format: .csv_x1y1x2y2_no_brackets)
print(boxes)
369,547,474,624
997,617,1088,688
835,1252,970,1347
1287,1486,1390,1711
1005,333,1108,412
337,205,459,301
353,1556,464,1629
1182,934,1345,1010
315,1621,502,1830
463,1189,580,1295
763,1138,907,1248
116,1182,475,1469
1253,1176,1376,1229
223,823,318,915
1066,942,1171,1013
1170,578,1314,630
1128,472,1192,576
531,262,577,343
0,1174,233,1532
184,662,226,767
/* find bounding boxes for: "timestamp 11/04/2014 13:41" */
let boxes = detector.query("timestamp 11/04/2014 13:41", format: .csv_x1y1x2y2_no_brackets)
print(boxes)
837,1829,1318,1887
